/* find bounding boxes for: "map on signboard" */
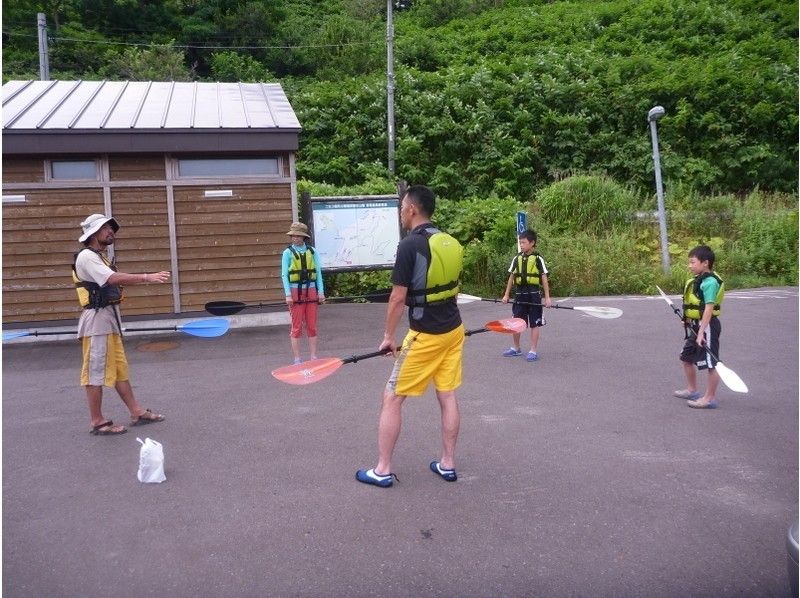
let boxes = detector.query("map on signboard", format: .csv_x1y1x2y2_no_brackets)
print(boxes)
311,199,400,269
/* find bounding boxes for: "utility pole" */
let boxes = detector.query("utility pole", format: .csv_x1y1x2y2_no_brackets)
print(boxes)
386,0,396,175
37,13,50,80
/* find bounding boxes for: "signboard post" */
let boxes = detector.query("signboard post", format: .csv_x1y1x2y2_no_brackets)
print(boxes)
516,211,527,252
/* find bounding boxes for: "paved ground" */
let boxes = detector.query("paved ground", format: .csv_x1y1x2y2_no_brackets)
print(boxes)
3,288,798,597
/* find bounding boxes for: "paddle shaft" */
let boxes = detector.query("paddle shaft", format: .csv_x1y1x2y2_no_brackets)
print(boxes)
341,349,393,364
465,327,491,337
205,293,390,316
468,296,558,309
3,326,180,337
346,328,494,357
5,323,221,339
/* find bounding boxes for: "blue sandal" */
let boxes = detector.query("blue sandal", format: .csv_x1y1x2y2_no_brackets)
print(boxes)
430,461,457,482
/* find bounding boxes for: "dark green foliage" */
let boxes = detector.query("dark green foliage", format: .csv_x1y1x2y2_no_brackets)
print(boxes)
4,1,794,195
290,0,797,196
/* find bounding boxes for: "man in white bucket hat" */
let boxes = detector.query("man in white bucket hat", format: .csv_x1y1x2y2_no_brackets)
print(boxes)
73,214,171,436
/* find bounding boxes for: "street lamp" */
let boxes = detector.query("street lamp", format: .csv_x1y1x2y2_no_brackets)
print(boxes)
647,105,670,274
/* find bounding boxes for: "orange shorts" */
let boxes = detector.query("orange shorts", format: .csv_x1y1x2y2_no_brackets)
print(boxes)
289,287,319,338
386,324,465,397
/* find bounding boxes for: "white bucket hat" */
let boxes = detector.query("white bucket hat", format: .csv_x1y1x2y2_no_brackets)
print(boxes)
79,214,119,242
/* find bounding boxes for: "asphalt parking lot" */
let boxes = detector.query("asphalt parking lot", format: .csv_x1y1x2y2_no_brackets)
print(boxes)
3,288,798,597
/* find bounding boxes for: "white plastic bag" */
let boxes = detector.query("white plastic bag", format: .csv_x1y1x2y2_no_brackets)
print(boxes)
136,437,166,483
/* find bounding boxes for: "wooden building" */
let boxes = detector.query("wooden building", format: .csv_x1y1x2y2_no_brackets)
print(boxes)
2,80,301,323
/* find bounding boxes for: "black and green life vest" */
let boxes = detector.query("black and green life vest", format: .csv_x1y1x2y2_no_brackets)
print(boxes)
406,227,463,306
682,272,724,320
513,252,543,288
287,246,317,286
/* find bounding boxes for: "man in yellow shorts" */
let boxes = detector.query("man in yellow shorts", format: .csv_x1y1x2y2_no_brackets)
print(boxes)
73,214,171,435
356,185,465,487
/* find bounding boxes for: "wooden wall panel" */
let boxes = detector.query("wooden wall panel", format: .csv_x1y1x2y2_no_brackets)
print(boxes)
2,188,104,322
2,154,297,322
108,156,165,181
2,157,45,183
1,185,174,322
174,183,293,311
108,187,173,316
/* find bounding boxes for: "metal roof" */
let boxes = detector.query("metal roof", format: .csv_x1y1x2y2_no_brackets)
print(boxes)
2,80,301,155
2,80,300,130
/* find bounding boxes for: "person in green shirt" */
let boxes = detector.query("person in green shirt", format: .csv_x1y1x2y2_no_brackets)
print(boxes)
674,245,725,409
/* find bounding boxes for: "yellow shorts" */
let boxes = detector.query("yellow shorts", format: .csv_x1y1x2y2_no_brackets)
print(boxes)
386,324,465,397
80,334,130,387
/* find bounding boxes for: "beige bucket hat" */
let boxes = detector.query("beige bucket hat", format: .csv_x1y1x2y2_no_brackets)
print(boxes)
79,213,119,242
286,222,311,238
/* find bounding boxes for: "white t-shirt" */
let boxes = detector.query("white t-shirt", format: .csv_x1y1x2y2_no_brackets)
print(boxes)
74,249,122,338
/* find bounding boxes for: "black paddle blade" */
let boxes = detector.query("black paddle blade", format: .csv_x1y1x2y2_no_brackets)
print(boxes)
204,301,248,316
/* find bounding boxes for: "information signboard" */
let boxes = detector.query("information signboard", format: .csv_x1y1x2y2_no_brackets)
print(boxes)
309,197,400,271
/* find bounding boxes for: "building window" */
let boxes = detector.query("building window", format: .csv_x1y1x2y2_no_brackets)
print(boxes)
51,160,98,180
177,157,280,177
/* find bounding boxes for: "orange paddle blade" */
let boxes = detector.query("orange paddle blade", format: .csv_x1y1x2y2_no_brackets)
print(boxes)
271,358,344,385
484,317,527,334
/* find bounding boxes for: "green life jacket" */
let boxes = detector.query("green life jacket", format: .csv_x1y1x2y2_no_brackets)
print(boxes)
287,245,317,286
406,227,463,306
513,252,543,288
71,247,124,310
683,272,724,320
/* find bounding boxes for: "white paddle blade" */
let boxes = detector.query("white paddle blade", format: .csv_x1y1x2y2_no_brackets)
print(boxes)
715,361,749,394
456,293,484,305
573,306,623,319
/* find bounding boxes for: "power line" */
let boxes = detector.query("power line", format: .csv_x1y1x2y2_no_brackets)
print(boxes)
2,30,383,50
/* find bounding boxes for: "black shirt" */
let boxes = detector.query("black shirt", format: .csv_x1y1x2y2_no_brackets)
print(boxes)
391,223,462,334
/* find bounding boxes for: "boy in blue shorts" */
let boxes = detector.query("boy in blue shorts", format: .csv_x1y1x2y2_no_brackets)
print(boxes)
501,229,552,361
674,245,724,409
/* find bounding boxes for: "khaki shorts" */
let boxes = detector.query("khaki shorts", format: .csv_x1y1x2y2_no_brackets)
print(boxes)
80,334,130,387
386,324,465,397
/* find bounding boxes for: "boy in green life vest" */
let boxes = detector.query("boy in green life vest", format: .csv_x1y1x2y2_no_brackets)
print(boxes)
674,245,724,409
500,229,552,361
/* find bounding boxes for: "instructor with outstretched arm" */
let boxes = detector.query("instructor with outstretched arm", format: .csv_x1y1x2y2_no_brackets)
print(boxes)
356,185,465,488
73,214,170,436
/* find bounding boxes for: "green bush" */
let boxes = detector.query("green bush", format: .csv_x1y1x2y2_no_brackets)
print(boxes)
543,231,655,297
534,175,642,235
726,191,798,282
324,270,393,299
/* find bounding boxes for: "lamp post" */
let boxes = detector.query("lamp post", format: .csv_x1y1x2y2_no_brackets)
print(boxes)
648,105,670,274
